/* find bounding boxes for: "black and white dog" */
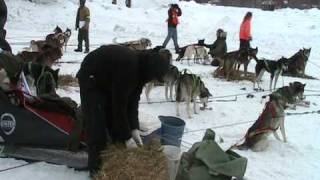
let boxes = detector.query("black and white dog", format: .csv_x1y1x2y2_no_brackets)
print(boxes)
145,64,180,102
253,56,289,91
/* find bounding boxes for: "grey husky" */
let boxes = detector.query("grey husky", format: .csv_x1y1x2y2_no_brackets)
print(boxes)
237,93,287,151
272,81,306,106
215,47,258,80
112,37,152,50
176,72,212,118
145,64,180,102
284,48,311,76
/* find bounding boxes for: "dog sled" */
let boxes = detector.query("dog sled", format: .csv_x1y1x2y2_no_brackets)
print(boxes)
0,88,87,169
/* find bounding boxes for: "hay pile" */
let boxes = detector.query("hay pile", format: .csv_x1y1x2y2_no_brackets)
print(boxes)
58,74,78,87
213,69,255,82
95,143,168,180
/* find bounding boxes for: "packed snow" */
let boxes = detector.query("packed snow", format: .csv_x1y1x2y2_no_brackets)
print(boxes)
1,0,320,179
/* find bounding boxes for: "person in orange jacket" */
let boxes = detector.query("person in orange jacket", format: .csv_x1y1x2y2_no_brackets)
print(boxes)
239,12,252,51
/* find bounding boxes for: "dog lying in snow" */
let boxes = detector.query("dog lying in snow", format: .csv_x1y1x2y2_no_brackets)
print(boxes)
237,93,288,151
112,37,152,50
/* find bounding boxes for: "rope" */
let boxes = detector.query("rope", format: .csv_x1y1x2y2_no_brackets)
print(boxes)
305,89,320,92
140,87,270,104
209,89,271,99
184,120,256,134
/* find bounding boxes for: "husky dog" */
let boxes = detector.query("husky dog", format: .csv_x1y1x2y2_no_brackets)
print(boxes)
27,40,46,52
44,26,67,52
62,28,72,52
284,48,311,76
145,64,180,102
273,81,306,105
18,44,62,67
214,47,258,80
236,47,258,76
176,45,209,65
45,26,63,42
237,93,287,151
112,37,152,50
253,56,289,91
176,72,212,118
215,50,238,80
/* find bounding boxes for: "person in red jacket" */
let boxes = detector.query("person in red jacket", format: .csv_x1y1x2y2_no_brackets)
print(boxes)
239,12,252,51
162,4,182,54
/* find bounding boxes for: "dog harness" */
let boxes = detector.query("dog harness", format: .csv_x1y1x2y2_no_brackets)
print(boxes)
27,62,56,95
246,101,279,138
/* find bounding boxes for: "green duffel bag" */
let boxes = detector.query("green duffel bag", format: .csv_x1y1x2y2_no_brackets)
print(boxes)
176,129,247,180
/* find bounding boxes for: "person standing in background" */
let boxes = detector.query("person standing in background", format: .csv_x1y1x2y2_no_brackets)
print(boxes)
239,12,252,51
162,3,182,54
75,0,90,53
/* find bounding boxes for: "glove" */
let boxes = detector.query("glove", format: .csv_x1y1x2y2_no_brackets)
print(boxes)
131,129,143,146
125,138,138,149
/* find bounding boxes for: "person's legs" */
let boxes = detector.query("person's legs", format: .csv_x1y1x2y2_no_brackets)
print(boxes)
172,28,180,53
83,29,89,53
239,39,249,50
75,29,84,52
79,77,109,177
162,27,174,48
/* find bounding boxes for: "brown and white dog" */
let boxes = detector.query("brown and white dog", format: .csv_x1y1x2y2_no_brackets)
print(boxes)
237,93,288,151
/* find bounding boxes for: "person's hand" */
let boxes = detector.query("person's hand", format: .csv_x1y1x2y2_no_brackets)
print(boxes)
125,138,138,149
131,129,143,146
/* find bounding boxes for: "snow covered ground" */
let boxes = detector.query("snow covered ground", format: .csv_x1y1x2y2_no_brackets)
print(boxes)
1,0,320,179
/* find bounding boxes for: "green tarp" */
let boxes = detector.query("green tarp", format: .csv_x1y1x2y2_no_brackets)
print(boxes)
176,129,247,180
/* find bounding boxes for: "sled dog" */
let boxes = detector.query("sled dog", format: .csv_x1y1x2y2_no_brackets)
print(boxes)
145,64,180,102
253,56,289,91
176,71,212,118
176,45,209,65
237,93,287,151
112,37,152,50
